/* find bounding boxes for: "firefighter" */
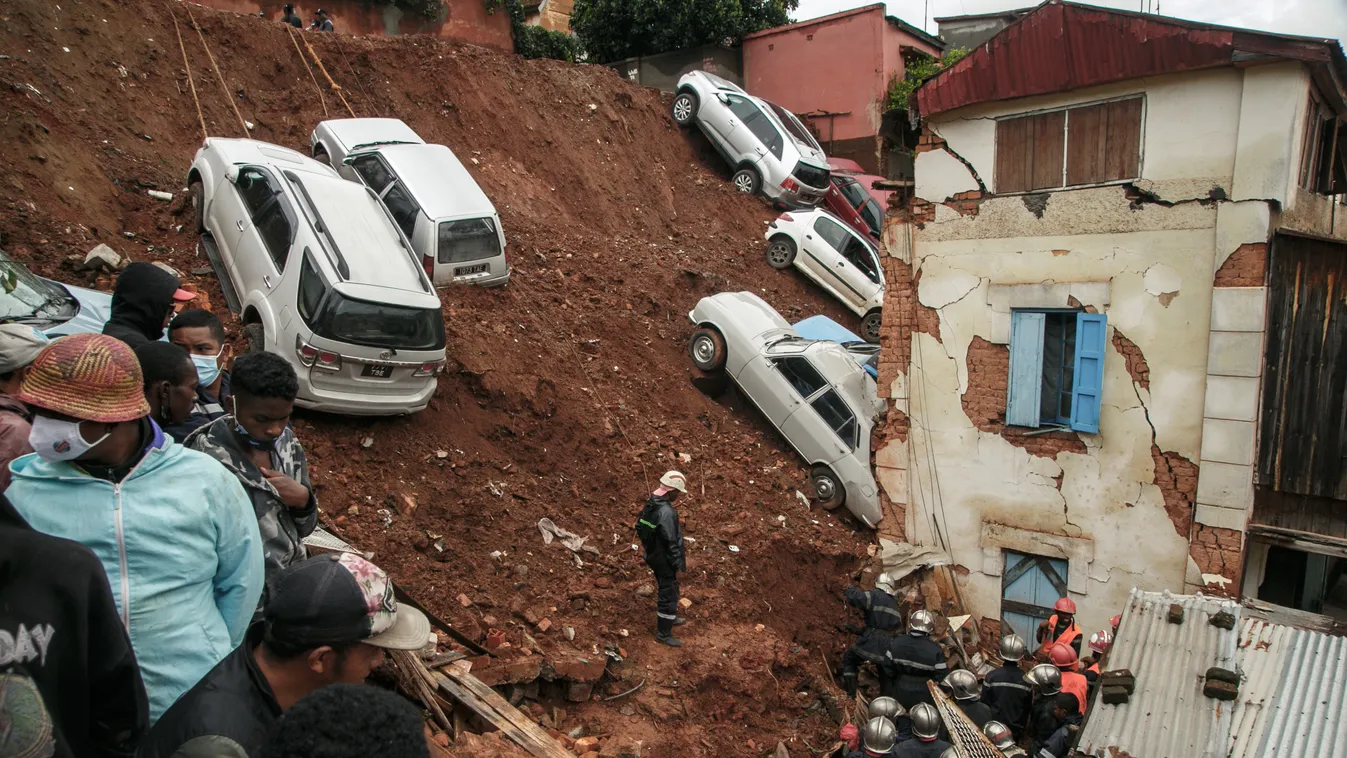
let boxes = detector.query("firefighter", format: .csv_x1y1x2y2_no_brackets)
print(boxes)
888,610,947,709
840,575,903,696
983,634,1032,740
1035,598,1082,659
942,669,993,728
635,471,689,647
1038,693,1083,758
1083,629,1112,689
983,721,1028,757
1025,664,1063,754
869,696,909,742
894,704,951,757
1048,644,1089,717
847,717,898,758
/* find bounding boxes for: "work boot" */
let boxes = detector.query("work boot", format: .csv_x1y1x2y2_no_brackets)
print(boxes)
655,617,682,647
842,672,858,697
672,617,687,626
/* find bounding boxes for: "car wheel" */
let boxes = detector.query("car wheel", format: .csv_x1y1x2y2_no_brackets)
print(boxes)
861,309,883,344
765,236,797,270
189,181,205,235
313,146,331,166
671,90,698,127
689,327,726,372
732,168,761,195
811,466,845,511
242,323,265,353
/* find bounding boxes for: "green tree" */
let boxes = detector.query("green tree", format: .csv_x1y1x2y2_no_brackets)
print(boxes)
884,47,969,113
571,0,797,64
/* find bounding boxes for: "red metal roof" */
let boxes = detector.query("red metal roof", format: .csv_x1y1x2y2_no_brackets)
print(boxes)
916,0,1347,118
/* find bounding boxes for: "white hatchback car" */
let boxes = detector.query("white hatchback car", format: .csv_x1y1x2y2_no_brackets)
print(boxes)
310,118,509,287
688,292,885,527
764,208,885,343
187,138,447,416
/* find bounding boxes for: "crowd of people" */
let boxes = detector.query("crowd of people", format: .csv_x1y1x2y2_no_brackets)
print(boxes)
837,581,1123,757
0,265,433,757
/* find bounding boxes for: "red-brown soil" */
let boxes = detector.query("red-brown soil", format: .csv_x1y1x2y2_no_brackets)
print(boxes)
0,1,875,754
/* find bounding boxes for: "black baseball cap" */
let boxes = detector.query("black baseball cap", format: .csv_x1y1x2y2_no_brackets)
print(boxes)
264,553,430,651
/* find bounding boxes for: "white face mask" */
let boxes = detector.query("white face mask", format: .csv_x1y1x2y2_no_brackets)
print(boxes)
28,415,111,462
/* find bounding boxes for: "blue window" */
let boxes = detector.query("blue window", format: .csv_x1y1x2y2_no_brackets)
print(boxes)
1007,310,1107,433
1001,551,1069,642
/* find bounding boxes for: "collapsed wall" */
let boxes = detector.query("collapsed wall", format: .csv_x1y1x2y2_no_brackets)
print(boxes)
0,1,875,753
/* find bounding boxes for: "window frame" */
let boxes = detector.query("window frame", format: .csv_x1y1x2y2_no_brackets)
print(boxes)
379,180,421,240
994,95,1146,195
812,215,851,252
350,154,394,194
771,355,829,401
1007,309,1107,433
810,388,859,451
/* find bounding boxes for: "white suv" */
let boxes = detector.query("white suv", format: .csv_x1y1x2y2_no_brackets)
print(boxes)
187,138,446,416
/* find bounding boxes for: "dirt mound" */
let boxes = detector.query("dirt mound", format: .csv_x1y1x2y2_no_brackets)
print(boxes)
0,1,874,752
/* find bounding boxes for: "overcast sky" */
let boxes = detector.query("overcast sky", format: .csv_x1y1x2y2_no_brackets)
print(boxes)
791,0,1347,47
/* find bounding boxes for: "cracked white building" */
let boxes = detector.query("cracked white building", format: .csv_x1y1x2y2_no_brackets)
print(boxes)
873,2,1347,639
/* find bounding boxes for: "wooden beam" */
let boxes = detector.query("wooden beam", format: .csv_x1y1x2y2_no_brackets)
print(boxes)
435,670,574,758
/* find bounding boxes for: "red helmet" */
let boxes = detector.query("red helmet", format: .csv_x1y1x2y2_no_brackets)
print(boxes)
1110,613,1122,631
1089,629,1113,654
1049,643,1079,669
1053,597,1077,615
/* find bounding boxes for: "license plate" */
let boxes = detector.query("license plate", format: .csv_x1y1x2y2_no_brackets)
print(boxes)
362,363,394,378
454,263,489,277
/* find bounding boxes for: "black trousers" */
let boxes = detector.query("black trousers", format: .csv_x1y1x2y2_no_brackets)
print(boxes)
648,559,679,623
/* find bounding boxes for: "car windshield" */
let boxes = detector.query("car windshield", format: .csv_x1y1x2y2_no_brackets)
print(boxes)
0,251,75,323
438,218,502,264
861,199,884,236
766,102,822,152
318,292,445,351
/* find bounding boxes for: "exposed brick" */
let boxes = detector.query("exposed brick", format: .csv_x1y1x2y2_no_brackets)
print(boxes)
1187,523,1243,596
1214,243,1267,287
960,337,1088,457
876,258,938,400
1111,330,1150,392
1152,446,1198,537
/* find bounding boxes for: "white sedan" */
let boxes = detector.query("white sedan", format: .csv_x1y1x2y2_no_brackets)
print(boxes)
764,208,884,343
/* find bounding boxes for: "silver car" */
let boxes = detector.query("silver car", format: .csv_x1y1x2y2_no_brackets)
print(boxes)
670,71,832,207
688,292,885,527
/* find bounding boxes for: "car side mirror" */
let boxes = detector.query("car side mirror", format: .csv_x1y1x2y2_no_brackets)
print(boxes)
716,92,729,104
225,164,241,183
841,342,881,356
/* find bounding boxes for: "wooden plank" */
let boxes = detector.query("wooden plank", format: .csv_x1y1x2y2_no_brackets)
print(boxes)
1103,97,1143,181
1030,111,1065,191
435,670,573,758
996,116,1033,193
1036,557,1069,597
1066,102,1108,186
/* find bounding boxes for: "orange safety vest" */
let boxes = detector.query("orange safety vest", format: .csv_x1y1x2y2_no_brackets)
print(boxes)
1061,670,1089,715
1039,614,1082,655
1087,661,1100,676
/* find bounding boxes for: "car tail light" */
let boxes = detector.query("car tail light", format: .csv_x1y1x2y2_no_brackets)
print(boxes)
779,213,795,223
781,177,799,192
315,350,342,371
413,360,446,378
295,335,319,367
422,254,435,280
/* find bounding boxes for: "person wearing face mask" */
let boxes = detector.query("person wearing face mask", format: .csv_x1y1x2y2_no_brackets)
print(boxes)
134,342,199,431
6,333,263,723
0,324,50,489
164,309,232,442
185,351,317,578
101,262,197,349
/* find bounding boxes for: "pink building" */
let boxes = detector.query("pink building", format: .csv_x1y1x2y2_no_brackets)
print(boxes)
743,4,943,174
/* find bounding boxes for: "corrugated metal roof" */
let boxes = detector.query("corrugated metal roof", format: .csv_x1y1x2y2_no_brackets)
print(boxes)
1078,588,1347,757
1077,588,1242,758
915,1,1347,118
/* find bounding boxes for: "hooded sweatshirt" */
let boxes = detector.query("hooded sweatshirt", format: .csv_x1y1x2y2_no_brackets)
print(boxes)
0,497,149,757
102,262,183,349
7,421,265,722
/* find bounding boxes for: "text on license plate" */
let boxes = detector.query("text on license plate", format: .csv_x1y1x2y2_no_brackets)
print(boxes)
362,363,394,378
455,263,489,277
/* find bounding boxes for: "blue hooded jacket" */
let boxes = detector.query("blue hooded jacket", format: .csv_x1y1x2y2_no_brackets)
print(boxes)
7,422,264,722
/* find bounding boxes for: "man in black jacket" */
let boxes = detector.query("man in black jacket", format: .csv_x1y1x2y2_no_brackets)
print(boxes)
1037,693,1083,758
102,262,196,349
280,3,302,27
839,576,902,696
139,554,431,758
0,496,148,757
887,609,947,709
636,470,688,647
984,634,1032,739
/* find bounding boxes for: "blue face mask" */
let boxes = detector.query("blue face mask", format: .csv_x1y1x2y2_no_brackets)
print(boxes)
231,398,277,451
192,348,223,387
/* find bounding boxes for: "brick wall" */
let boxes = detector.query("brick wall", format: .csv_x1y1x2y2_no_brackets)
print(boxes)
1111,330,1151,391
1188,523,1244,595
1213,243,1267,287
1153,446,1198,537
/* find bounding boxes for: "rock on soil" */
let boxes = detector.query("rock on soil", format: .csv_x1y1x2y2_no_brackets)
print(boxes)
0,1,874,754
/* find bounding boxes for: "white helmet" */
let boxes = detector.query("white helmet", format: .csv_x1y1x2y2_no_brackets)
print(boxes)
943,669,981,701
909,609,936,635
1000,634,1027,662
659,470,688,493
868,696,905,722
862,716,898,753
910,703,941,740
984,721,1016,750
875,574,897,595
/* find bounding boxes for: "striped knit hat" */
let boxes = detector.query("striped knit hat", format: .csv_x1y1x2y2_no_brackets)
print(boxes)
17,333,151,423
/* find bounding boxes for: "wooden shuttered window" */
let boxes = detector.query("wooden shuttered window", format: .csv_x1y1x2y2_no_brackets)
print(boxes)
995,97,1143,193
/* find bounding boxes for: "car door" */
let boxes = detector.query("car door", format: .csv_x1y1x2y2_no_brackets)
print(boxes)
835,233,884,311
212,166,280,296
779,362,856,466
236,169,297,302
805,216,876,312
825,179,869,239
735,343,809,426
708,95,768,162
347,153,395,195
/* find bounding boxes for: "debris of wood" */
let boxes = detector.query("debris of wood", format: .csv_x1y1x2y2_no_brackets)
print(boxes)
436,667,573,758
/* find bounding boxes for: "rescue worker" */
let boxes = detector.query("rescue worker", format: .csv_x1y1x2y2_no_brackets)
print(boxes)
840,575,903,696
280,3,302,27
1048,643,1089,717
943,669,993,728
869,695,909,743
983,721,1028,757
635,471,688,647
888,609,947,709
1083,629,1112,689
1025,664,1063,754
847,717,898,758
1037,693,1083,758
894,703,950,757
983,634,1032,740
1035,597,1082,659
101,261,196,349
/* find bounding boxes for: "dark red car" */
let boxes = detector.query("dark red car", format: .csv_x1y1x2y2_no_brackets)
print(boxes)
823,159,887,240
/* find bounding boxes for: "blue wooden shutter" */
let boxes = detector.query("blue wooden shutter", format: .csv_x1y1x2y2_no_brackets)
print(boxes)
1070,312,1107,433
1007,311,1045,427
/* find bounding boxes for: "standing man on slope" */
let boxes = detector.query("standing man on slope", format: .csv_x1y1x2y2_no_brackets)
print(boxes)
636,471,689,647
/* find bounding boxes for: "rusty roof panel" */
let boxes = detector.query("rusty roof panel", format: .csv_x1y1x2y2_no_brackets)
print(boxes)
916,1,1346,118
1232,617,1347,757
